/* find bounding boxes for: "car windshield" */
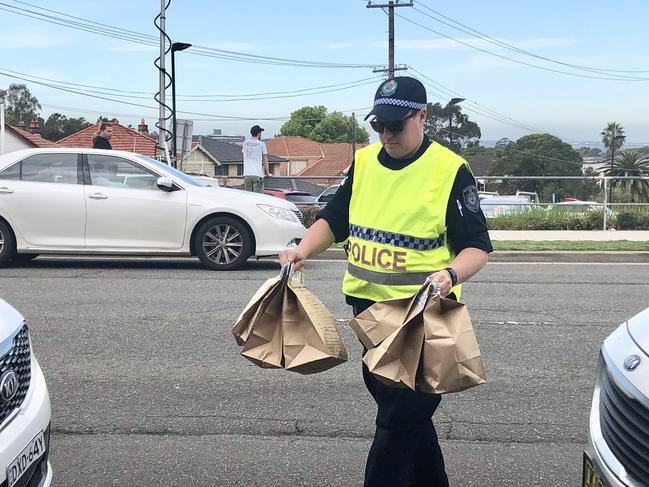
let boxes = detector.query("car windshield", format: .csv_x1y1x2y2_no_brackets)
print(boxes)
285,194,317,203
135,155,206,187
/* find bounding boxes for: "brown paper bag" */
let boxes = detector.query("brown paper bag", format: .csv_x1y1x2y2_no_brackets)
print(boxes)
351,284,486,394
232,266,348,374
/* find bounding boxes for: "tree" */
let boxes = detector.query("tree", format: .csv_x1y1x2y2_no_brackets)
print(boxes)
0,83,41,126
40,113,92,141
602,150,649,203
601,122,625,156
279,105,369,144
489,133,584,201
424,102,481,153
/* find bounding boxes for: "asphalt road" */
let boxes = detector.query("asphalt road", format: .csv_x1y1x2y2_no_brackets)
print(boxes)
1,257,648,487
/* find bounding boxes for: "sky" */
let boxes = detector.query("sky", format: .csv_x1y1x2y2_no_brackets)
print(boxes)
1,0,648,147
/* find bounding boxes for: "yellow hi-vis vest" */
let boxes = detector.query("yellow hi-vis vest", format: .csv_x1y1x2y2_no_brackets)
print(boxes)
342,141,468,302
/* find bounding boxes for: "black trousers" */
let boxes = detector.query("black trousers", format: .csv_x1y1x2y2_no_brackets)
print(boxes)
354,302,449,487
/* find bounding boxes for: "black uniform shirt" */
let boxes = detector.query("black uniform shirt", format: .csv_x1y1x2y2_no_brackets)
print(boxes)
316,136,493,305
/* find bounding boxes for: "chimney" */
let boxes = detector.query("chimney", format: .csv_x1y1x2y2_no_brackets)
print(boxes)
27,119,41,134
138,118,148,135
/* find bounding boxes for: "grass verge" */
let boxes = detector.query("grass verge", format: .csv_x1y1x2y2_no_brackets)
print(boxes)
493,240,649,251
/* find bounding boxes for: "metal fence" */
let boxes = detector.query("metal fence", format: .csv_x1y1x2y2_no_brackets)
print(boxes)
215,174,649,231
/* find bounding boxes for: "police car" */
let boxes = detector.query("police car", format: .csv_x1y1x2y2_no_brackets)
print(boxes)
0,298,52,487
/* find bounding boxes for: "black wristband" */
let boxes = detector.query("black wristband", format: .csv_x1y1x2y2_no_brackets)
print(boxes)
444,267,458,286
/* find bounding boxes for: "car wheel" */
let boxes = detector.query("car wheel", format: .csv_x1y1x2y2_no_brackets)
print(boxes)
0,220,17,266
194,216,252,270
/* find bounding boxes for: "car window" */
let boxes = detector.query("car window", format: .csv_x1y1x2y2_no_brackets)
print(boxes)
318,185,339,203
20,153,78,184
134,155,205,187
0,163,20,180
88,154,158,189
285,194,316,203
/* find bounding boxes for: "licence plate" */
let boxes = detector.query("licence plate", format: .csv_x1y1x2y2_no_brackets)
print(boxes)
583,452,606,487
6,431,45,487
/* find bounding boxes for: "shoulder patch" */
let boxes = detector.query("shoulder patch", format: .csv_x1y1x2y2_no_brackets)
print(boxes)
462,185,480,213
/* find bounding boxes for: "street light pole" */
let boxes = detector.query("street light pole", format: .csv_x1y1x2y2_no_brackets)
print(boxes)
447,97,465,152
608,134,625,204
171,42,192,169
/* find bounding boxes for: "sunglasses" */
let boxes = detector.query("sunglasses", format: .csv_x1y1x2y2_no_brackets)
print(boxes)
369,111,417,134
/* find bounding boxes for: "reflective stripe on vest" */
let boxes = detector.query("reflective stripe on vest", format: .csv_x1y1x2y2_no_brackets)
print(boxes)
342,141,468,302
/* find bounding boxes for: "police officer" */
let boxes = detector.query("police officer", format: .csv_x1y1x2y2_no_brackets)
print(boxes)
280,76,492,486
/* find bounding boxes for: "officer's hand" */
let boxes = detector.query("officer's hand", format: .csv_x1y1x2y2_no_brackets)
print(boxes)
427,270,453,297
278,248,307,271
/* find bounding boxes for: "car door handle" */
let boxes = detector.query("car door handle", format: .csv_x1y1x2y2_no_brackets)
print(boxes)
0,186,14,194
88,192,108,200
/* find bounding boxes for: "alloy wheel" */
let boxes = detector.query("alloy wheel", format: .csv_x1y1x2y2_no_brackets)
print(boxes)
202,224,244,265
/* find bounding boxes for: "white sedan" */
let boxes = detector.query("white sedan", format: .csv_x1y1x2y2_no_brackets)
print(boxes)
0,148,305,270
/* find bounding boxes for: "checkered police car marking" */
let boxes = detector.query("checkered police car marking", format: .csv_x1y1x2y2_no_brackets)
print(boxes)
349,224,445,251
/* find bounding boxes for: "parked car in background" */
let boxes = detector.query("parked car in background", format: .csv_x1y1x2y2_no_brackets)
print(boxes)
0,149,305,270
479,196,538,218
584,307,649,487
0,298,52,487
263,188,323,210
316,184,341,205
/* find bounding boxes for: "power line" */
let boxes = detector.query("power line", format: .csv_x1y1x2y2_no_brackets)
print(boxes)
416,1,649,76
0,67,377,102
0,1,378,69
39,102,374,123
396,11,649,82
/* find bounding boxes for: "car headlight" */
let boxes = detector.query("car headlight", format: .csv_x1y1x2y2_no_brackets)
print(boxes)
257,204,300,223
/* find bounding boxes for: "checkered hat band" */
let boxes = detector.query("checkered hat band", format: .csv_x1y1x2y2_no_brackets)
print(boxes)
349,224,445,251
373,98,427,110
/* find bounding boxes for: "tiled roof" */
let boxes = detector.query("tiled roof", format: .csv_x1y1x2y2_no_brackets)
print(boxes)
196,136,285,164
265,136,324,159
5,124,60,148
298,143,367,177
57,120,157,157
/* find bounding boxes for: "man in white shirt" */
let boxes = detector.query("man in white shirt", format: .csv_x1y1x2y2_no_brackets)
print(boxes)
242,125,269,193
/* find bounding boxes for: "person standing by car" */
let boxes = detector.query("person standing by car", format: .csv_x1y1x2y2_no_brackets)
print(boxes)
279,76,492,486
92,122,113,149
242,125,269,193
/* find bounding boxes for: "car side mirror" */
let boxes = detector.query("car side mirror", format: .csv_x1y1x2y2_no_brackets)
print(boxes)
156,177,175,192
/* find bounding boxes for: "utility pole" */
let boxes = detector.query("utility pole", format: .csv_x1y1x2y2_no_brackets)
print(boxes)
367,1,413,78
158,0,167,163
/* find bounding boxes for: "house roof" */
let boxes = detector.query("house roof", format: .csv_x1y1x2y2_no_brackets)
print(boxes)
195,136,285,164
5,124,60,148
265,136,324,160
183,144,221,165
264,176,327,196
297,143,367,177
57,120,157,157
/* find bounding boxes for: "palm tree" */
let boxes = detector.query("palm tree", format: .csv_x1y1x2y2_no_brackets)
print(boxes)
603,151,649,203
601,122,625,155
